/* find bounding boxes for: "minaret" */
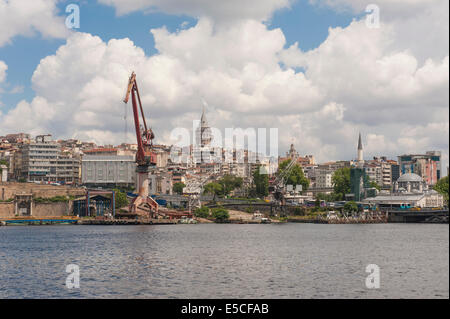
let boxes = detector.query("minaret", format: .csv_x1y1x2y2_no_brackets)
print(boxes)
357,132,364,168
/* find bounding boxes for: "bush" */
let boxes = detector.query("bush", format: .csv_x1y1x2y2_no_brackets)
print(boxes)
211,207,229,222
293,206,306,216
113,189,128,209
34,195,71,203
194,206,210,218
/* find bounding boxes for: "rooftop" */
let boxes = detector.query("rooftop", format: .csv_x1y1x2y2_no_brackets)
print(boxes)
397,173,423,183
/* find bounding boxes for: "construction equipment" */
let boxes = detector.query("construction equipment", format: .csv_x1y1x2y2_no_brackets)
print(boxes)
123,72,158,217
183,175,211,213
269,154,299,205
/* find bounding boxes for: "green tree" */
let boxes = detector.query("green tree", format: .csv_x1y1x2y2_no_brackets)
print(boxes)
113,189,129,209
343,201,358,214
369,180,381,191
434,176,449,205
194,206,210,218
332,167,351,200
252,165,269,198
278,160,310,192
316,192,338,202
211,207,230,222
173,182,186,195
218,175,243,196
203,182,223,201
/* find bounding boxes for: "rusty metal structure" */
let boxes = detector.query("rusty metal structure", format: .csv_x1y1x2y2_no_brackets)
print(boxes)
123,72,158,217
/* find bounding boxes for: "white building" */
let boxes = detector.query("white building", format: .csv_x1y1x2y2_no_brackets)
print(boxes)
316,169,333,188
82,155,136,188
363,173,444,209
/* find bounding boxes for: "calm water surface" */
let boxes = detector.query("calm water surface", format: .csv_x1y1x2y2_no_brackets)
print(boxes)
0,224,448,298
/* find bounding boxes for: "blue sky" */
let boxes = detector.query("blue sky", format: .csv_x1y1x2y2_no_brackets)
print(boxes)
0,0,357,109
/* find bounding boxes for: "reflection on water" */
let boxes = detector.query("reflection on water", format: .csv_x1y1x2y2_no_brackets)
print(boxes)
0,224,448,298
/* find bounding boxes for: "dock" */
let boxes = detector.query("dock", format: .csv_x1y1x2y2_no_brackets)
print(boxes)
0,217,179,226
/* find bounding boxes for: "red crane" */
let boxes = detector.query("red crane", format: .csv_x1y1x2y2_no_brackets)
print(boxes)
123,72,158,217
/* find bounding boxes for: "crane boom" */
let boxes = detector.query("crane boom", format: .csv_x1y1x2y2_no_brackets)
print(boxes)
123,72,158,217
124,72,156,166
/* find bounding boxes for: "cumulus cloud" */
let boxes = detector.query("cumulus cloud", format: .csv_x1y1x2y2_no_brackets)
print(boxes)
99,0,292,22
310,0,449,62
282,1,449,166
0,0,448,171
0,60,7,83
1,21,322,146
0,0,68,47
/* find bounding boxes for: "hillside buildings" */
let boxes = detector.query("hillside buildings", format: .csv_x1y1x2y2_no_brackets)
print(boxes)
0,116,445,201
398,152,442,185
20,135,81,184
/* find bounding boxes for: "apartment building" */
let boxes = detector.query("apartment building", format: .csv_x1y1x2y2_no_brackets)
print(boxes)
398,151,441,185
20,135,81,184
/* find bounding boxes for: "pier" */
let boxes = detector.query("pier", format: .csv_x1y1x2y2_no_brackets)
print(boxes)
388,209,449,223
0,217,179,226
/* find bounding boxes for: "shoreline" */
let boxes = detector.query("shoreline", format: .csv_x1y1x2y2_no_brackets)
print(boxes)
1,217,448,226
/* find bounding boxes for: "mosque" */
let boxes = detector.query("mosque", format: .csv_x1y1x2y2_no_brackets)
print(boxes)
364,172,444,209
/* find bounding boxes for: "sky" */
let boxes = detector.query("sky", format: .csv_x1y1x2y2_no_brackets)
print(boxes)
0,0,448,173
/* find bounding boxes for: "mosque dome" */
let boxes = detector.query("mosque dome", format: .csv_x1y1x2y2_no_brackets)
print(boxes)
397,173,423,183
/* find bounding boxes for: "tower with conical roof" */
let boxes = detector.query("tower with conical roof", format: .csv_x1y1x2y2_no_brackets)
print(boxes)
196,106,212,147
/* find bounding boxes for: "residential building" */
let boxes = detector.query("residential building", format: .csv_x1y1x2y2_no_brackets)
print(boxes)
364,157,397,189
316,169,333,189
20,135,81,184
398,151,442,185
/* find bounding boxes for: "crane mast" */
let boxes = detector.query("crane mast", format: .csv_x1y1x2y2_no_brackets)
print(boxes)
123,72,158,217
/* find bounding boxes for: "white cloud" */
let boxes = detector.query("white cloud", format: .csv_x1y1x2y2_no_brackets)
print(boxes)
310,0,443,16
279,4,449,167
0,60,7,83
0,1,448,172
0,0,68,47
1,22,321,145
310,0,449,62
99,0,292,22
280,20,449,126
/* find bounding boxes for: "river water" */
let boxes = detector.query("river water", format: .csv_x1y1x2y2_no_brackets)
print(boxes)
0,224,448,299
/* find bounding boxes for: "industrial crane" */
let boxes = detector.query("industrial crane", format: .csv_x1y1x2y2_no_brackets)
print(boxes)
269,154,300,205
123,72,159,217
